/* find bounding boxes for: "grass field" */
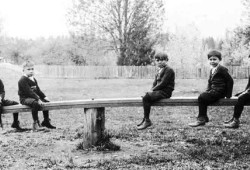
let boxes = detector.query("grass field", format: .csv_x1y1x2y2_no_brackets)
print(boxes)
0,69,250,169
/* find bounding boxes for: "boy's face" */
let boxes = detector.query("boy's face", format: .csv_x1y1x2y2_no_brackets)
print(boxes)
209,56,220,68
155,58,167,67
23,66,34,77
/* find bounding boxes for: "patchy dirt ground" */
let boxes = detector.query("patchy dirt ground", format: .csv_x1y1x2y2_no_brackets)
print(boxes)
1,105,250,169
0,69,250,169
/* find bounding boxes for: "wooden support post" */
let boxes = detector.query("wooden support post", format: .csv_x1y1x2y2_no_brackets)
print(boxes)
83,107,105,147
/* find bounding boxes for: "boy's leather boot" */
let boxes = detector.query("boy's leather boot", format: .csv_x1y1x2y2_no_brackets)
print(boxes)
41,119,56,129
11,121,24,131
224,118,240,128
224,117,234,124
33,120,42,131
137,118,145,127
189,117,207,127
137,119,152,130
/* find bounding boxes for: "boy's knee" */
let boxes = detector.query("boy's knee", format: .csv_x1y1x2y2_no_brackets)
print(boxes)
198,93,211,104
238,95,246,104
143,93,151,103
31,101,42,110
12,101,19,105
198,94,205,103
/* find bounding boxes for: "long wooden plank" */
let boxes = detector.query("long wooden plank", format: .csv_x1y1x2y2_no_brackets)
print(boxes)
1,97,243,114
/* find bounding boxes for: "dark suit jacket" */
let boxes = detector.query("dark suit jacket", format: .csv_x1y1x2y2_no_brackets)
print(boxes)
244,77,250,91
152,65,175,96
206,65,234,98
18,76,46,101
0,79,5,100
235,76,250,96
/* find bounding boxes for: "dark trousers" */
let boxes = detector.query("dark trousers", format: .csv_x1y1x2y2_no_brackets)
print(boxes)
142,91,171,120
0,99,19,122
198,91,224,119
234,93,250,119
20,98,49,122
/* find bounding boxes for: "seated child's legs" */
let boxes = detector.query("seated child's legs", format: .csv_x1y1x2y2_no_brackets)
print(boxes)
42,110,49,120
198,92,223,104
1,99,21,129
2,99,19,119
21,98,42,110
143,91,169,103
142,91,168,119
39,99,50,119
198,92,224,119
137,91,168,130
2,99,19,106
234,92,250,119
21,98,41,121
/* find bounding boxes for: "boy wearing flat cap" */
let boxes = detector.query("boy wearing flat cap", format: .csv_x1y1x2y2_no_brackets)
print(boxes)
224,54,250,128
189,50,234,127
137,52,175,130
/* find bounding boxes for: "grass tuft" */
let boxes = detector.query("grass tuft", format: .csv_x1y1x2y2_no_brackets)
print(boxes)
181,132,250,162
76,130,120,151
95,131,121,151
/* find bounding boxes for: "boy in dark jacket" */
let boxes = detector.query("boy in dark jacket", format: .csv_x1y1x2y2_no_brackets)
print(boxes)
0,79,23,130
137,52,175,130
18,61,56,130
189,50,234,127
224,54,250,128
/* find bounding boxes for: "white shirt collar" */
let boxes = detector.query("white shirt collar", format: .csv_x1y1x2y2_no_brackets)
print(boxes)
24,74,35,81
211,64,219,74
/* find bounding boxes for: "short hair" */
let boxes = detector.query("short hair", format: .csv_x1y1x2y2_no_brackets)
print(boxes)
207,50,222,60
154,52,169,61
22,60,35,70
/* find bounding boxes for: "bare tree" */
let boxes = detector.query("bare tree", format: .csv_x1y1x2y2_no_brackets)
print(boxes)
67,0,164,65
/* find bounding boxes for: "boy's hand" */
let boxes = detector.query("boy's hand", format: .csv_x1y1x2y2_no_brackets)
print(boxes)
43,97,50,102
235,91,246,97
38,99,44,106
235,92,242,97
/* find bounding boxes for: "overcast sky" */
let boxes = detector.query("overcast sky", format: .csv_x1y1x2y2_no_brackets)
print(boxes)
0,0,244,39
165,0,243,38
0,0,70,39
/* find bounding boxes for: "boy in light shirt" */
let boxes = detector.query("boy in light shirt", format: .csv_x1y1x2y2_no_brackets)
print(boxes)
189,50,234,127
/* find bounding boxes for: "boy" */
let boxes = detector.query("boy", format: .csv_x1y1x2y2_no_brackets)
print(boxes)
189,50,234,127
0,79,23,130
18,61,56,130
224,54,250,128
137,52,175,130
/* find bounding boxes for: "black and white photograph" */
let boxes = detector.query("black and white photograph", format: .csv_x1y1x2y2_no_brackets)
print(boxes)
0,0,249,169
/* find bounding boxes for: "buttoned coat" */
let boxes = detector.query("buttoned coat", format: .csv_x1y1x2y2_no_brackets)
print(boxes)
151,65,175,97
206,65,234,98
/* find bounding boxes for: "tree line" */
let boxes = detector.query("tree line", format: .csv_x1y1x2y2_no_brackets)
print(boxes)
0,0,249,67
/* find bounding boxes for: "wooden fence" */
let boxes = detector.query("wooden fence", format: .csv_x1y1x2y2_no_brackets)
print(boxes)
35,65,250,79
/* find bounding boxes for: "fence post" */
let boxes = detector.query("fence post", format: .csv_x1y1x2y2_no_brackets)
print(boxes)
83,107,105,147
198,68,202,78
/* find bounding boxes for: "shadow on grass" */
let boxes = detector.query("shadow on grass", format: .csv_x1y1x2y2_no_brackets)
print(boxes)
76,130,120,151
1,128,51,134
179,131,250,162
95,154,174,169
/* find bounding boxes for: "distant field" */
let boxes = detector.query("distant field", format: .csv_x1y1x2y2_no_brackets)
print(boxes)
2,75,248,101
0,65,248,100
0,68,250,169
